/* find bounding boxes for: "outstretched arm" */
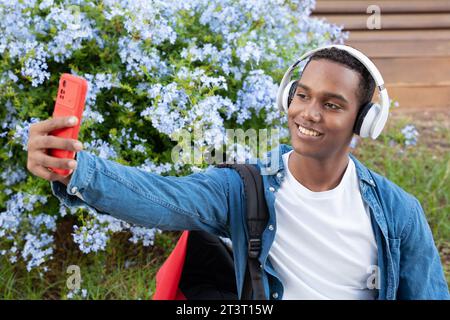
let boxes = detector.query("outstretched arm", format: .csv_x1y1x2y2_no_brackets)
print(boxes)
51,150,232,237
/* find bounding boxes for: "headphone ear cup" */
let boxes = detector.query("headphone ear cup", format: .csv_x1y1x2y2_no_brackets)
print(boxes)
353,102,374,137
282,80,298,111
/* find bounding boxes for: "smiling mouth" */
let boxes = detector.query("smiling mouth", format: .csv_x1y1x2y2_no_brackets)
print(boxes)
296,124,323,137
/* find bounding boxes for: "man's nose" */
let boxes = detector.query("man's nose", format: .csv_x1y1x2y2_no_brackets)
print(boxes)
299,100,321,122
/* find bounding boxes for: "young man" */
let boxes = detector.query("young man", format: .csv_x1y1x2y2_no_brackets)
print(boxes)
27,47,449,300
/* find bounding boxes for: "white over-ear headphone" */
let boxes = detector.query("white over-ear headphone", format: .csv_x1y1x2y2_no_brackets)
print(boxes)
276,44,390,139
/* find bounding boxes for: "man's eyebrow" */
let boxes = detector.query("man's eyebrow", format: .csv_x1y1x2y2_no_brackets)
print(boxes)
297,82,350,105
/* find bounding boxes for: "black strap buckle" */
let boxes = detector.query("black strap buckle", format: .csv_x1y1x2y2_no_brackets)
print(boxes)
248,238,261,259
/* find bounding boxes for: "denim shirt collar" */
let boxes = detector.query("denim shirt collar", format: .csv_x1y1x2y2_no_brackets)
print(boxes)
259,143,377,188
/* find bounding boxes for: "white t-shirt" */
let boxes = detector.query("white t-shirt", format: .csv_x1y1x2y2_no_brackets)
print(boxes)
268,150,378,300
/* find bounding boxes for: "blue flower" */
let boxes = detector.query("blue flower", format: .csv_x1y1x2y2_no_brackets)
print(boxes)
83,139,118,160
129,226,161,246
118,37,169,78
72,221,109,254
236,41,262,65
0,166,27,186
140,82,190,136
401,124,419,146
138,159,174,175
12,117,41,151
45,6,96,63
235,70,278,125
21,233,54,271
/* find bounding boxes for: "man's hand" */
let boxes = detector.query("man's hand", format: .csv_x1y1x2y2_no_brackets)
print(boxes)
26,116,83,186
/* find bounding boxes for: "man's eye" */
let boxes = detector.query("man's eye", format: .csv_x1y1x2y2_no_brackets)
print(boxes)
296,93,307,100
325,103,341,110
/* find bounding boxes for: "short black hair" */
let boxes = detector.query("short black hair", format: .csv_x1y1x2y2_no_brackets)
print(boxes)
302,47,376,108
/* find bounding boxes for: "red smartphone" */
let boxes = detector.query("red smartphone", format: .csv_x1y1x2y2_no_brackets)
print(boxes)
48,73,88,176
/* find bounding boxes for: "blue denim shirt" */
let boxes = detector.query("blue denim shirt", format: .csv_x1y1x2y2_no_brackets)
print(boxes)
51,144,449,300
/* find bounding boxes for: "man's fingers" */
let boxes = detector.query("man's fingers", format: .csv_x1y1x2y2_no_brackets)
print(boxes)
26,116,79,184
32,165,72,182
35,152,78,171
30,116,78,135
32,135,83,152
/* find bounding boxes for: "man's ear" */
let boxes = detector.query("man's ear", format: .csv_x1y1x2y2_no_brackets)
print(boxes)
287,80,298,107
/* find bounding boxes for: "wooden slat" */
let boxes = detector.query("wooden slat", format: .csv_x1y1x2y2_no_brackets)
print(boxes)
384,85,450,109
317,14,450,30
387,83,450,88
314,0,450,14
345,39,450,58
347,29,450,41
371,57,450,85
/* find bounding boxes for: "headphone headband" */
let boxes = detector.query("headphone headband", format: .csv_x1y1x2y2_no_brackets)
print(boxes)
276,44,390,139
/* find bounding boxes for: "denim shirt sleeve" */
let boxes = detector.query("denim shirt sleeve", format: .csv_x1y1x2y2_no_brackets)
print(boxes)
51,151,231,237
397,197,450,300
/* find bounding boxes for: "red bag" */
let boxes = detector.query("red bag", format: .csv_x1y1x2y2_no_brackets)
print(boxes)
153,231,189,300
153,164,269,300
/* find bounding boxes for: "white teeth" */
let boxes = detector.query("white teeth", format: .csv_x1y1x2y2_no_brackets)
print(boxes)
298,125,321,137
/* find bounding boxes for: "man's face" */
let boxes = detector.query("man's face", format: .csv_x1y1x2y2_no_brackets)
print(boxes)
288,59,361,160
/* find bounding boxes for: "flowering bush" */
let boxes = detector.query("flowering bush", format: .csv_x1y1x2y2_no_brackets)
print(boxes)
0,0,346,273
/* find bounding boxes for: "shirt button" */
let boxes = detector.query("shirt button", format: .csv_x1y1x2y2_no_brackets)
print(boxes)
276,172,282,178
269,187,275,192
272,292,279,299
71,186,78,194
268,224,274,231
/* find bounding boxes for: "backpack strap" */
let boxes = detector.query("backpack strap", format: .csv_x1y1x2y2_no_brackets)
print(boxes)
216,163,269,300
